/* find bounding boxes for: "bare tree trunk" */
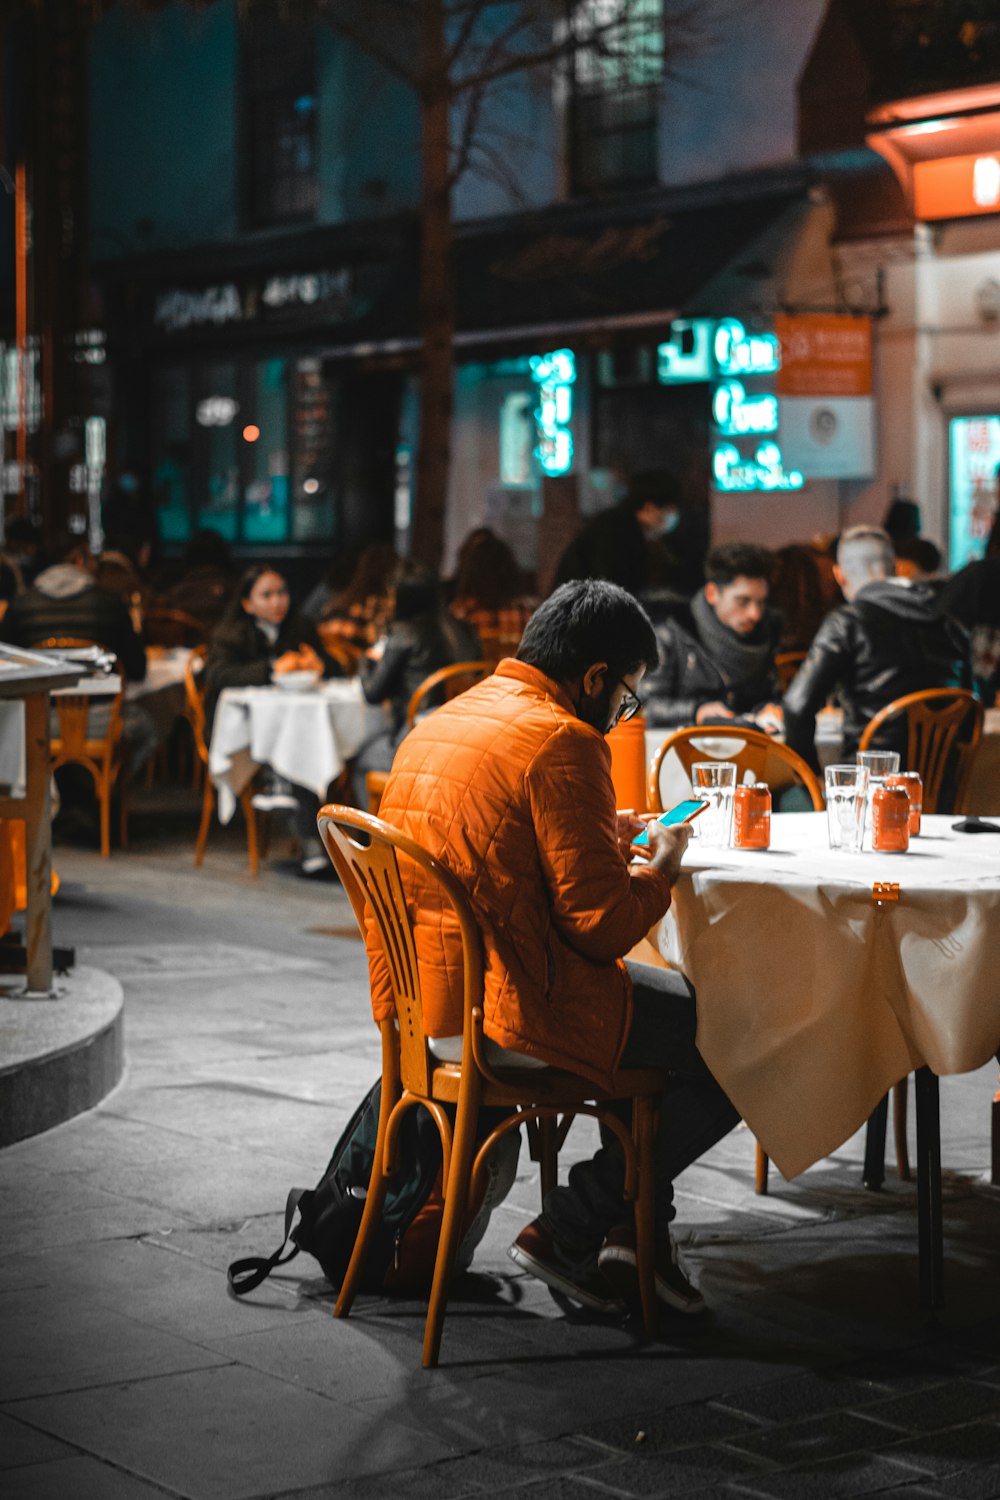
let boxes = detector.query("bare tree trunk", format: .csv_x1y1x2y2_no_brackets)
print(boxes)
412,0,454,572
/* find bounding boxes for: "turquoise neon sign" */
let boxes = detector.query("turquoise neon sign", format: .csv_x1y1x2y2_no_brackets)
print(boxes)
713,319,781,377
713,442,803,493
712,380,778,437
657,319,714,383
530,348,575,475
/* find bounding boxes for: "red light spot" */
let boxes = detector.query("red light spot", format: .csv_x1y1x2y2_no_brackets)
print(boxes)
243,424,260,443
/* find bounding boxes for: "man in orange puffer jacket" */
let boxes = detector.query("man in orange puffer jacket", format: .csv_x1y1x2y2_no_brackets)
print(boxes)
367,579,739,1316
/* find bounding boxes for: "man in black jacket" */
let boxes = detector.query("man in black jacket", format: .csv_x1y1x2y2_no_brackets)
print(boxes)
553,470,686,597
640,542,783,731
784,525,972,770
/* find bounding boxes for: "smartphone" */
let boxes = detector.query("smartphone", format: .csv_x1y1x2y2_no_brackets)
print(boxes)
631,799,707,847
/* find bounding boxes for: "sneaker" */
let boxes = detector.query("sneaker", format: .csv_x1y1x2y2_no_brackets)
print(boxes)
597,1224,706,1315
252,790,299,812
508,1218,624,1315
299,852,332,877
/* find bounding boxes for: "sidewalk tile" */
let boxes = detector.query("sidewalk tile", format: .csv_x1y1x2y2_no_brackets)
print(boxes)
0,1412,78,1470
2,1454,183,1500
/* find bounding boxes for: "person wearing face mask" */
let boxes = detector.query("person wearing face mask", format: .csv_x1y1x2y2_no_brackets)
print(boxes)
205,565,342,874
363,579,739,1317
640,542,784,734
553,470,685,598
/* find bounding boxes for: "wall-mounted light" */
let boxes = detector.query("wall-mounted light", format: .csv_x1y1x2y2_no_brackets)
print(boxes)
242,424,260,443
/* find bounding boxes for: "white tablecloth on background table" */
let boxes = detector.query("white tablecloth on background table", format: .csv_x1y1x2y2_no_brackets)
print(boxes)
658,811,1000,1181
209,678,386,823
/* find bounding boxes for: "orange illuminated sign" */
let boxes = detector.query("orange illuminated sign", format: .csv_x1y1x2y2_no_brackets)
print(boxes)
914,152,1000,220
775,315,872,398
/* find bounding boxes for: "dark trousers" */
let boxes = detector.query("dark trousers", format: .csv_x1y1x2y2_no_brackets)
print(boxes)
542,961,739,1256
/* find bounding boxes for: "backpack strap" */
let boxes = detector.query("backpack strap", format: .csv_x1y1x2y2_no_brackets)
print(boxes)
227,1188,307,1296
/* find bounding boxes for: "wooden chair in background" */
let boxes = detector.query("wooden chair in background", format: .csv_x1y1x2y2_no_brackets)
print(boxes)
317,804,666,1368
366,660,490,814
775,651,807,694
34,638,128,858
858,687,986,1190
184,646,259,875
647,725,824,816
858,688,984,815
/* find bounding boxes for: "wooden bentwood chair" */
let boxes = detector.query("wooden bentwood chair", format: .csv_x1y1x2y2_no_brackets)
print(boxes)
365,660,490,815
857,687,986,1190
648,726,824,1196
185,646,260,875
317,804,667,1369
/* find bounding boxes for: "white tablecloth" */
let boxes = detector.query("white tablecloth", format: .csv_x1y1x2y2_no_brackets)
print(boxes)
209,678,386,823
658,812,1000,1181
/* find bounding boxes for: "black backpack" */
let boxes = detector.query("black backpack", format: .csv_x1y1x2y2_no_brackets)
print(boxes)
227,1078,445,1297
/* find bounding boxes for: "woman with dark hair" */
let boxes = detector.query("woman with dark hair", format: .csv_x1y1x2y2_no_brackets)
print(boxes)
351,562,481,804
449,527,535,661
301,541,398,645
205,565,341,875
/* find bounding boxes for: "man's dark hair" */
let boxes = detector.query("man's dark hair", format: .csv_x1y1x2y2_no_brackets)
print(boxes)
894,535,942,575
704,542,773,588
392,560,440,623
623,469,683,514
518,579,658,682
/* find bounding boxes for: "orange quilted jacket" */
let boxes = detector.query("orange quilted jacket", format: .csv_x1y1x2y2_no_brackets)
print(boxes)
365,659,673,1090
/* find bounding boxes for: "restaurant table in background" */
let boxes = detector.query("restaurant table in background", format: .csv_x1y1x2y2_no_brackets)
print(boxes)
658,812,1000,1301
209,678,386,823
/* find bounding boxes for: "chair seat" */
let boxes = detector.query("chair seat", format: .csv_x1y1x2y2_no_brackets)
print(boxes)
429,1061,666,1107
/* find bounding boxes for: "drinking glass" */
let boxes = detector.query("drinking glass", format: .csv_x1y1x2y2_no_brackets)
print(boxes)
825,763,869,852
691,761,737,847
856,750,900,843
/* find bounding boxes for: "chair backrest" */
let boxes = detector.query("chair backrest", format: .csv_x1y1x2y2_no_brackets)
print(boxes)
775,651,807,694
317,805,484,1100
648,725,824,813
857,688,984,814
183,644,210,763
142,607,209,648
405,660,489,729
32,639,125,763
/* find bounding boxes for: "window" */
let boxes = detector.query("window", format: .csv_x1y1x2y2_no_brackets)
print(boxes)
242,11,318,228
568,0,663,195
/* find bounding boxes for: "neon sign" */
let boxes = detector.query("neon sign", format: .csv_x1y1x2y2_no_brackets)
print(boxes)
530,348,575,475
713,319,781,377
713,442,803,493
657,319,713,383
712,380,778,437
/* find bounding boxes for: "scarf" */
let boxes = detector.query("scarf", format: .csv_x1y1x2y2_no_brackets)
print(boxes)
690,587,773,688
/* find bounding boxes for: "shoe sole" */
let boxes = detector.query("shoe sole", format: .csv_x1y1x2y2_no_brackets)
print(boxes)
507,1242,624,1315
597,1246,706,1315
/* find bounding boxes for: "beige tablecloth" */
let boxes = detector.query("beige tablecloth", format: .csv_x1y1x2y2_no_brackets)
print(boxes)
658,812,1000,1181
209,679,386,823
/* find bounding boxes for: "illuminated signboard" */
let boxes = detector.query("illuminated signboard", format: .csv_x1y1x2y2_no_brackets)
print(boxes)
657,319,713,383
713,442,803,493
713,319,781,377
914,151,1000,220
530,348,575,475
712,380,778,437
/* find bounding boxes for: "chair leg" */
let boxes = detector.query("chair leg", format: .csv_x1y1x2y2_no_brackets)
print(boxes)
194,778,214,866
538,1116,558,1200
334,1133,395,1321
632,1097,657,1337
118,780,128,851
893,1075,911,1181
422,1096,478,1369
755,1140,769,1195
992,1065,1000,1189
239,788,259,876
99,773,110,858
863,1094,889,1190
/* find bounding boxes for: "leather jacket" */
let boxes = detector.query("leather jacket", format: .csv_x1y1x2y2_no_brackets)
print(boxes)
359,611,481,734
640,599,783,729
783,579,972,768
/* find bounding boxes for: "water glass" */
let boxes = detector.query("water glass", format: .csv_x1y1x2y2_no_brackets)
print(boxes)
691,761,737,847
825,764,869,852
856,751,900,782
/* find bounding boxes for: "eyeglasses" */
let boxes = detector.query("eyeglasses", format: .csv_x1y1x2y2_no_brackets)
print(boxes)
613,679,642,727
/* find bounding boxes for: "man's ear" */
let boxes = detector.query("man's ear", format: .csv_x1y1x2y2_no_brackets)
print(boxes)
580,661,608,698
705,581,719,608
833,564,845,591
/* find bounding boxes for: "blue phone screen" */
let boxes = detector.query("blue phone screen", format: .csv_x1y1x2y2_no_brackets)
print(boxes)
632,799,705,846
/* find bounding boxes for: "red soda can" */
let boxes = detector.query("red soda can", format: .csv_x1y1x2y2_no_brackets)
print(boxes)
885,772,922,835
872,785,910,851
733,782,771,849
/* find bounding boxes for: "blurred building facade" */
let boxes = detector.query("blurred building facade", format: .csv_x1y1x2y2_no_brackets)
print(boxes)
2,1,999,580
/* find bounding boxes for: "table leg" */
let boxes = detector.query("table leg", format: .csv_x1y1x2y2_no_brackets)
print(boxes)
862,1094,889,1190
22,691,53,994
991,1050,1000,1190
915,1066,944,1310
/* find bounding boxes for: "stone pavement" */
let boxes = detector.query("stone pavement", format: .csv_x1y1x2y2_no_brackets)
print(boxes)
2,798,1000,1500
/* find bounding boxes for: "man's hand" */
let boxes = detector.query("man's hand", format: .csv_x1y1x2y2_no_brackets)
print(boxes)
754,702,784,736
696,701,734,724
645,820,692,884
273,650,305,675
616,809,652,857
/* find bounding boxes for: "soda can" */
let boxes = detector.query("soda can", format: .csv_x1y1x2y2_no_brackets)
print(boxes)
733,782,771,849
885,771,922,835
872,784,910,852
